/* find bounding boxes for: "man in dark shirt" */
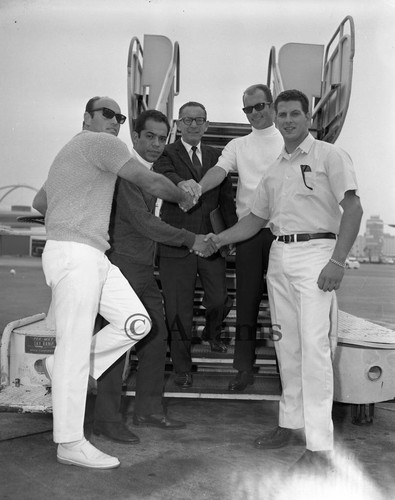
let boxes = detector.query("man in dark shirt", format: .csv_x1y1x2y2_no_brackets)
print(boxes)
91,110,215,443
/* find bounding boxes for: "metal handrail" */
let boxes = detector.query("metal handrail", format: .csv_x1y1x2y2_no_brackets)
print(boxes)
127,36,145,138
156,41,180,116
322,15,355,77
168,120,178,145
127,36,180,136
312,15,354,121
312,15,355,142
266,46,284,98
311,83,340,116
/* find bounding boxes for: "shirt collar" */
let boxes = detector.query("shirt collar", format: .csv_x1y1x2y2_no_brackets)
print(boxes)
280,133,315,159
297,133,315,153
251,124,277,136
132,148,153,170
181,138,201,154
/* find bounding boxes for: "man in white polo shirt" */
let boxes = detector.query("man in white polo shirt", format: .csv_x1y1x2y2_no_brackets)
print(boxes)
32,96,195,470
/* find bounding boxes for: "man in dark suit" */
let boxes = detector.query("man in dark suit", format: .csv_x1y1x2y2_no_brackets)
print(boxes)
153,101,237,389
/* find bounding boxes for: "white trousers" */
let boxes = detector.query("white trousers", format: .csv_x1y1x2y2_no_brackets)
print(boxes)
267,239,337,451
42,241,151,443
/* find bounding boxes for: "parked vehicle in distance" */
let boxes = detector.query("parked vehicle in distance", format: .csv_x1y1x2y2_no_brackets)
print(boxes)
358,257,369,263
381,257,394,264
346,258,360,269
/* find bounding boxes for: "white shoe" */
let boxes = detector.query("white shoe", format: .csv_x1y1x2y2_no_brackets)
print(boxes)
57,440,120,469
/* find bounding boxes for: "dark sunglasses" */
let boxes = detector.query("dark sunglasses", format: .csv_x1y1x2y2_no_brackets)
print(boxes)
242,102,271,114
91,107,127,124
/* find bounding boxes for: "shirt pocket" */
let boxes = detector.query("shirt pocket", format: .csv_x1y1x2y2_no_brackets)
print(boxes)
299,165,316,193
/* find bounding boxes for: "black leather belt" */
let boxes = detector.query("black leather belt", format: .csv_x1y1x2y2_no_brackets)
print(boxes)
276,232,336,243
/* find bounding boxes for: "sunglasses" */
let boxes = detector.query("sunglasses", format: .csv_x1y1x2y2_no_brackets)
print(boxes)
242,102,271,114
91,107,127,124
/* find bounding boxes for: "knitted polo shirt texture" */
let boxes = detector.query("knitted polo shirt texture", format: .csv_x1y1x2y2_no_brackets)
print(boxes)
45,131,132,252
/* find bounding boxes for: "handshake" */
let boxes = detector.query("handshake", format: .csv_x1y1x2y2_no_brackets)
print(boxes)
178,179,203,212
191,233,221,258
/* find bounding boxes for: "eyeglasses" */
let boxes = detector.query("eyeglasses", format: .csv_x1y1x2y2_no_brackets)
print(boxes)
242,102,271,114
90,107,127,124
179,117,206,126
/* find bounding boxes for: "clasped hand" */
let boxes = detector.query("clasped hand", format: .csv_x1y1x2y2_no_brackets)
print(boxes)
191,234,221,258
178,180,202,212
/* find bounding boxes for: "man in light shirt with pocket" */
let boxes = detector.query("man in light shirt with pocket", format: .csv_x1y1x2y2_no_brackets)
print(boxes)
206,89,362,473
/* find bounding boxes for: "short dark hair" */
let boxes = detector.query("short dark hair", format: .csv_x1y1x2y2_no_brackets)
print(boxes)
274,89,310,114
178,101,207,119
243,84,273,104
134,109,170,135
85,96,102,116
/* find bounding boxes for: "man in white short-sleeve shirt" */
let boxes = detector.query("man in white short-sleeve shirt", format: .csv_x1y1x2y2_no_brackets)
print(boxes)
207,89,363,473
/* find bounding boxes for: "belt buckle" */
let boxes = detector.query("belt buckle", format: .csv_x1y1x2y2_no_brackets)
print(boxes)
284,235,293,243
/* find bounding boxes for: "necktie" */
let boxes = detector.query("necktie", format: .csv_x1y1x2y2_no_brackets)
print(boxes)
191,146,202,179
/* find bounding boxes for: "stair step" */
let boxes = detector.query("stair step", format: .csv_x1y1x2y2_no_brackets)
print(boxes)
123,371,281,401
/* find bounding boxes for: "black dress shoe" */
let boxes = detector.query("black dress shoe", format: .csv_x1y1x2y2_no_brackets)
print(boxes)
174,372,193,389
201,331,227,353
228,370,254,391
254,426,303,449
93,421,140,444
208,339,227,353
289,450,335,474
133,413,186,429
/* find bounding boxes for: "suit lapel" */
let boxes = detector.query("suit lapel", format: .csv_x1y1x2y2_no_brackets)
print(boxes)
176,140,200,181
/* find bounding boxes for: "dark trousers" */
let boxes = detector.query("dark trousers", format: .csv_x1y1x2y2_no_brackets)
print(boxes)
94,255,168,423
233,228,274,372
159,252,229,373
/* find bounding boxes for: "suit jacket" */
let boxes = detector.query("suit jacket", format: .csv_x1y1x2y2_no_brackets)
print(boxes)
153,139,237,258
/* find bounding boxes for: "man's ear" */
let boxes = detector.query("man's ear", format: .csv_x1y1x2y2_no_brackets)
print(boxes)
269,103,276,120
83,111,92,128
131,131,139,147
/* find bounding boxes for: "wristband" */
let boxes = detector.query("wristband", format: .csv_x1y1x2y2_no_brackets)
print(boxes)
329,258,346,269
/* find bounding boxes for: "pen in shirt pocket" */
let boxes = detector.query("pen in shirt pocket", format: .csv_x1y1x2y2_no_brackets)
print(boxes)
300,164,313,190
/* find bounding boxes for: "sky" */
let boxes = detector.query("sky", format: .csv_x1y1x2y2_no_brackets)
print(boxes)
0,0,394,235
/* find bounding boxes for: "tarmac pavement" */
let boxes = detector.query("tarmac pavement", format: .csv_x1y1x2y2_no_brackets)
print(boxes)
0,398,395,499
